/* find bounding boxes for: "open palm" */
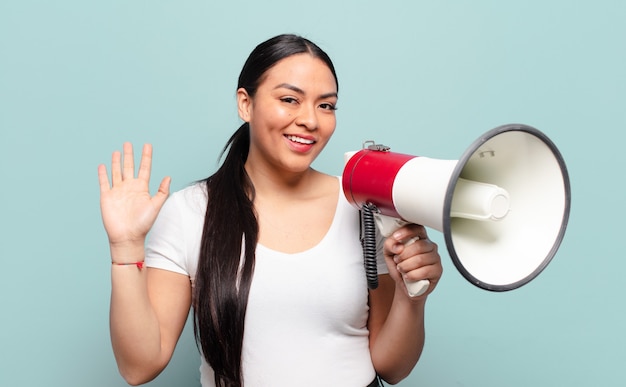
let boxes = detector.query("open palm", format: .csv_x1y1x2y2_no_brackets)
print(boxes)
98,143,170,247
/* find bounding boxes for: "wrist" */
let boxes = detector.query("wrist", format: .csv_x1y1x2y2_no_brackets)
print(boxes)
109,241,145,264
112,261,145,270
395,282,428,308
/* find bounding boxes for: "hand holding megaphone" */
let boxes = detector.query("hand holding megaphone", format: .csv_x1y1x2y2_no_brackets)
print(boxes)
343,124,571,293
376,214,431,297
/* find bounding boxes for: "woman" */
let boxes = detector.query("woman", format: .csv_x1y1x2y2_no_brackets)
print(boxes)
98,34,443,387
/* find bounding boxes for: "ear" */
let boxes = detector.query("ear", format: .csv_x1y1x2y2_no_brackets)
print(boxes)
237,88,252,122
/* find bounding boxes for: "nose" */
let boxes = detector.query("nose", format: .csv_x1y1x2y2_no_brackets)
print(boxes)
295,104,318,131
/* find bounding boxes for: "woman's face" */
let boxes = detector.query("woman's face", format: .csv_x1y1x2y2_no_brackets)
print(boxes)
238,53,338,177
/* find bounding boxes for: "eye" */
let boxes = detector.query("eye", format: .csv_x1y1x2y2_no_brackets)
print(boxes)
280,97,299,104
319,102,337,111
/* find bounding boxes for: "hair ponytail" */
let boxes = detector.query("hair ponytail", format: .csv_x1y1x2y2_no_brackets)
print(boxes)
194,123,257,387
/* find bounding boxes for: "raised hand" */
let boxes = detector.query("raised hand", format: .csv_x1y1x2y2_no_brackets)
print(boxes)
98,143,171,250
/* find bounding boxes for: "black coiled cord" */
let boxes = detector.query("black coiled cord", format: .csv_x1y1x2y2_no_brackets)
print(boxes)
360,203,379,290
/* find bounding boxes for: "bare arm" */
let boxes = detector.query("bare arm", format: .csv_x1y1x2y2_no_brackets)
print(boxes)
368,225,442,384
110,264,191,385
99,143,191,385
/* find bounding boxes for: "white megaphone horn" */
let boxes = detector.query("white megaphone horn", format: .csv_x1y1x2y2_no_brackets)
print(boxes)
342,124,571,297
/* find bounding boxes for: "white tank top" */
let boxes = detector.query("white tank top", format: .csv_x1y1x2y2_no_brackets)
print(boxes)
146,178,387,386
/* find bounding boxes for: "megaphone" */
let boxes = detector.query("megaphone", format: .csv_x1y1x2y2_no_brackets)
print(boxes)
342,124,571,296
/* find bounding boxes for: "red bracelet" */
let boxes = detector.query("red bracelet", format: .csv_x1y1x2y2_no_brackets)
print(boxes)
112,261,145,270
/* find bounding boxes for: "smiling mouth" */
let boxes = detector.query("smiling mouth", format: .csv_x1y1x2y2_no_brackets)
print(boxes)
285,135,315,145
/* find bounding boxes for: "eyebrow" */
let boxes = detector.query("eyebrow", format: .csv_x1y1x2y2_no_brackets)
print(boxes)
274,83,338,99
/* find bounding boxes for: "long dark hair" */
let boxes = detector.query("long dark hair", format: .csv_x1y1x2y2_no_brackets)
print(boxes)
194,34,338,387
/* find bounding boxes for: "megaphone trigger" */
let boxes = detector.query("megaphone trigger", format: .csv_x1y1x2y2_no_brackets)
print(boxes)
405,236,421,244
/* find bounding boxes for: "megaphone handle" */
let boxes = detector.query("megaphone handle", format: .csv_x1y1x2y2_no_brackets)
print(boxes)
375,214,431,297
403,236,431,297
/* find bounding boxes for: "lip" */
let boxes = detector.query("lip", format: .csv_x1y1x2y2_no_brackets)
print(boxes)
284,134,317,153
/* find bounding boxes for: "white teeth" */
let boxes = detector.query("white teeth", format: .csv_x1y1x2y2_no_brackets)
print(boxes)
286,135,314,144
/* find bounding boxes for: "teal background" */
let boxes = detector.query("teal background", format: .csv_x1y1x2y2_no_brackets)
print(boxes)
1,1,624,386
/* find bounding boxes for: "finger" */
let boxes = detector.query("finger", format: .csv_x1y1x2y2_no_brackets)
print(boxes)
386,236,433,261
152,176,171,209
384,237,403,257
392,224,428,243
397,264,442,282
396,239,437,261
137,143,153,182
399,262,442,284
122,142,135,181
396,253,433,273
97,164,111,193
111,150,122,185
